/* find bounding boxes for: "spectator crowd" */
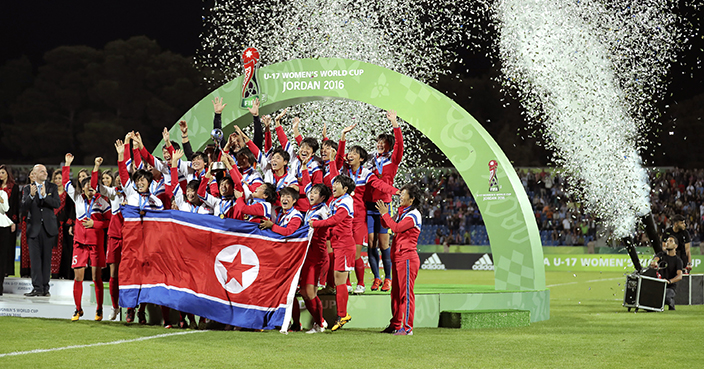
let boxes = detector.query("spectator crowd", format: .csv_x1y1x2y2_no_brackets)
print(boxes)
410,167,702,247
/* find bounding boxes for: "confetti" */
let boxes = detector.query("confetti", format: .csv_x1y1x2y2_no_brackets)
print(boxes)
494,0,684,238
195,0,700,238
196,0,476,181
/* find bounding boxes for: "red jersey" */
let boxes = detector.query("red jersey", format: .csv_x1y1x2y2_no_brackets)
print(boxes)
365,127,403,203
381,206,421,261
91,169,125,240
63,166,111,245
270,207,303,236
304,202,331,263
343,165,398,223
233,197,273,223
311,194,354,251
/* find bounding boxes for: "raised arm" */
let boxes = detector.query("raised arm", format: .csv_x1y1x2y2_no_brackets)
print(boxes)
222,152,245,193
240,125,270,169
300,166,312,195
62,153,77,202
388,110,404,164
247,98,264,150
293,117,303,146
115,139,131,189
163,127,176,157
91,157,103,190
262,115,273,153
212,97,226,129
275,117,297,158
179,120,194,159
166,149,184,198
336,123,355,170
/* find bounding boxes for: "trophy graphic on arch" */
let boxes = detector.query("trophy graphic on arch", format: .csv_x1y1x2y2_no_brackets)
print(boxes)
241,47,265,109
488,160,500,192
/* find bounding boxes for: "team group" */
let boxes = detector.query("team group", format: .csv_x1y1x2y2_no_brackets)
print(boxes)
58,97,422,335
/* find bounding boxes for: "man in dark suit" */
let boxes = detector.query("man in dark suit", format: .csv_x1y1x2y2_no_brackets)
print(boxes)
21,164,60,296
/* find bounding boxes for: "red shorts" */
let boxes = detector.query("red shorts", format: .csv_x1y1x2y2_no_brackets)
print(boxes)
299,259,324,286
106,237,122,264
333,246,355,272
72,241,106,269
352,220,368,246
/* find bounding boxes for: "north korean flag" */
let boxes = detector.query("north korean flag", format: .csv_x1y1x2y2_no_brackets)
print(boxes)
119,205,311,331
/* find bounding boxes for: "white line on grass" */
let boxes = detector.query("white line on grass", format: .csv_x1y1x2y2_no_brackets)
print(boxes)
0,330,206,358
547,277,623,288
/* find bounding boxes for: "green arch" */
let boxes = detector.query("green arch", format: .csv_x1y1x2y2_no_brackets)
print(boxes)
161,58,545,291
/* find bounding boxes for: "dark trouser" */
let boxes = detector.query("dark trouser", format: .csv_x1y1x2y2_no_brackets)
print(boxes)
1,226,15,277
28,228,56,293
58,226,74,280
665,288,676,308
0,226,8,294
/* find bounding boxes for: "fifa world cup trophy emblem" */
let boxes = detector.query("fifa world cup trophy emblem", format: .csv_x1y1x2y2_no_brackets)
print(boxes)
488,160,499,192
241,47,262,109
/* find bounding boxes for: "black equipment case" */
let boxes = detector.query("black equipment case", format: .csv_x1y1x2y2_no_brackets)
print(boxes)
623,273,667,312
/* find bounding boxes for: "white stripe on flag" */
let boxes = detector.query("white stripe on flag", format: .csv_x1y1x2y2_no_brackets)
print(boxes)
124,216,309,243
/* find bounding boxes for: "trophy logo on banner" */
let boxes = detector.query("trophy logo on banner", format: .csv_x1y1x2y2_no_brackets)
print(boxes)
241,47,265,109
488,160,500,192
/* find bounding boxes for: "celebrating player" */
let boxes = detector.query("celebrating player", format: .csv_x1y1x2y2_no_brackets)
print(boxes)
63,154,111,322
339,124,398,294
376,184,422,335
300,183,332,333
310,175,356,331
366,110,403,292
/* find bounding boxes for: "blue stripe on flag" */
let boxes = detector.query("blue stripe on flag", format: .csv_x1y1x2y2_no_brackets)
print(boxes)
120,286,287,330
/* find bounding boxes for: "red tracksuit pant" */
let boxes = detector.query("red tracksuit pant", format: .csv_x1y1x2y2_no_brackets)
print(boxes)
389,256,419,331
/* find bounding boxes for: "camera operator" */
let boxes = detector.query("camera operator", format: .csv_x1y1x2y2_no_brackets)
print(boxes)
650,235,684,311
661,215,692,274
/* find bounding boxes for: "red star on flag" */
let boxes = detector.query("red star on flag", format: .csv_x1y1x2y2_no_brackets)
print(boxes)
221,250,255,286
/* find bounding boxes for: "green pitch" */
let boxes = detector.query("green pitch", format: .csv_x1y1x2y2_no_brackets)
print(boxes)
1,270,702,368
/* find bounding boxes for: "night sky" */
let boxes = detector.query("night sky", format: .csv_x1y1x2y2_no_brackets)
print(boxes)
0,0,203,65
2,0,702,164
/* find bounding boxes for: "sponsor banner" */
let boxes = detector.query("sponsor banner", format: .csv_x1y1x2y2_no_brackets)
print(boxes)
417,253,494,271
544,254,704,272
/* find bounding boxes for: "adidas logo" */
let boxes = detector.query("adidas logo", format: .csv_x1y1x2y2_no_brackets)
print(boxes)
421,253,446,270
472,254,494,271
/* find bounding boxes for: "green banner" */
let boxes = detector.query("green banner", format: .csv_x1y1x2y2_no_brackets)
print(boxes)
544,254,704,272
162,58,544,291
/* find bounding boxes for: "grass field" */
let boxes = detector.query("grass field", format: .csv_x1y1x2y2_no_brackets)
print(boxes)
1,270,703,368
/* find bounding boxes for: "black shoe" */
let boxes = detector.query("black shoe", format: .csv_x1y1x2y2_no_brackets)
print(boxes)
289,322,302,332
668,304,676,311
43,291,51,297
24,290,42,297
381,325,398,334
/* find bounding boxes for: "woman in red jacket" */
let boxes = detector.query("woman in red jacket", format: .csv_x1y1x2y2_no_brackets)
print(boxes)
376,183,423,336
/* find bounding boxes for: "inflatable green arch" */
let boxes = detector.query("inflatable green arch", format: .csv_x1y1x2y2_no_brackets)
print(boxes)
161,58,545,292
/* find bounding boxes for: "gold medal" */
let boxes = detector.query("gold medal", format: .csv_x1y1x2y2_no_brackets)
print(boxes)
220,214,225,219
139,210,146,216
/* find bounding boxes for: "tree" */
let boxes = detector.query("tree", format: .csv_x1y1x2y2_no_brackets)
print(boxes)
1,36,208,165
0,56,34,161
